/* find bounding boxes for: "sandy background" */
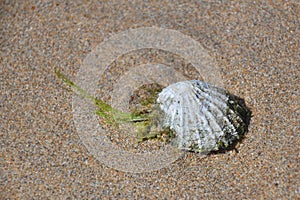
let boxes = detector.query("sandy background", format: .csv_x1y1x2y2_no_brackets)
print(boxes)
1,0,299,199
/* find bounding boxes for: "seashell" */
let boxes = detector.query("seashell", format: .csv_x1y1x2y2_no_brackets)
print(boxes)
157,80,251,153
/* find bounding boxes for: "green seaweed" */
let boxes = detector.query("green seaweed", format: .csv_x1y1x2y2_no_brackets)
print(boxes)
55,68,146,125
55,68,169,143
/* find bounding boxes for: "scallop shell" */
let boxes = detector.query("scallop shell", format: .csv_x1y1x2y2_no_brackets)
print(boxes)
157,80,251,153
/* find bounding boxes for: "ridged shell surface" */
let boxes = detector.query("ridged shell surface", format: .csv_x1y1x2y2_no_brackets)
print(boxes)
157,80,250,153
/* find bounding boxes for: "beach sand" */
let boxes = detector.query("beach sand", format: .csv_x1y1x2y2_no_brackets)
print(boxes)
1,1,299,199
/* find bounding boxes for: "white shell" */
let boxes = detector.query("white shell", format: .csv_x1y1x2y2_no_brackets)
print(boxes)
157,80,250,152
